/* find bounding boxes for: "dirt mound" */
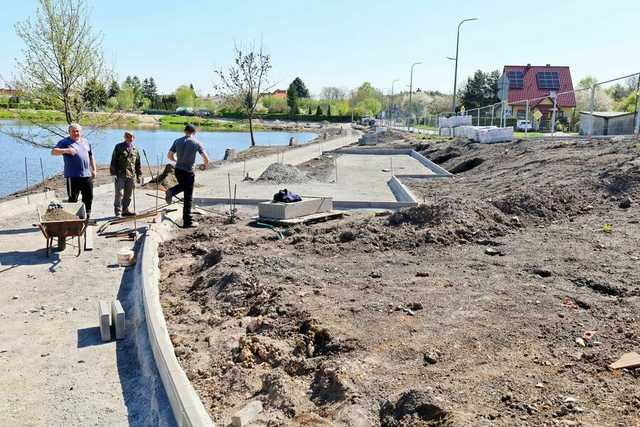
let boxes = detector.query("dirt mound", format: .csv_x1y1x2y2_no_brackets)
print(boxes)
380,389,449,427
257,163,309,184
148,163,178,189
492,186,589,220
599,162,640,195
449,157,484,174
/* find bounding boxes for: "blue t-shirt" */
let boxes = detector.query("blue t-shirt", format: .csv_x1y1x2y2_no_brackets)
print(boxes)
55,137,93,178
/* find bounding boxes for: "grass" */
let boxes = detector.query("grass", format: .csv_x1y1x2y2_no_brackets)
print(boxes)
158,115,265,132
0,108,66,123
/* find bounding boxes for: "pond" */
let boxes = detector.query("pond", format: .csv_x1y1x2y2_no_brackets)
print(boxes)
0,120,317,198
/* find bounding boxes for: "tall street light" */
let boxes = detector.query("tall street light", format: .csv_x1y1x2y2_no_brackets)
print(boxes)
390,79,400,126
450,18,478,113
408,62,423,128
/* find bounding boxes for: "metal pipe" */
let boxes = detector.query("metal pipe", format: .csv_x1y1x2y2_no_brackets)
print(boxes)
39,158,45,193
451,18,478,113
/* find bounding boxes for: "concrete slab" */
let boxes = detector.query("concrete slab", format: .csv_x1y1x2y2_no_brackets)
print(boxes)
258,197,333,220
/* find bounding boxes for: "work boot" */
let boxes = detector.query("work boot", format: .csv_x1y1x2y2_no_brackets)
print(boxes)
114,210,121,218
182,221,199,229
165,189,173,204
122,210,136,217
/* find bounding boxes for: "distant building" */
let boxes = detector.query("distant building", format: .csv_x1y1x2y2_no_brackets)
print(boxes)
501,65,576,125
0,88,17,96
579,111,638,136
271,89,287,99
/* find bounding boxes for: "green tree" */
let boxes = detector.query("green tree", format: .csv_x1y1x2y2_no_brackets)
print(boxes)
143,77,157,100
289,77,310,98
82,78,107,111
308,105,312,115
315,105,323,116
175,85,195,108
459,70,500,110
107,80,119,98
116,86,134,111
123,76,143,108
286,85,299,114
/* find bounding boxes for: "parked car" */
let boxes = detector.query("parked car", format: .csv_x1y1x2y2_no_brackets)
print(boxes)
516,119,533,131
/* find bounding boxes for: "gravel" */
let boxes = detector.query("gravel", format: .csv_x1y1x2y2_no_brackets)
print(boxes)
256,163,309,184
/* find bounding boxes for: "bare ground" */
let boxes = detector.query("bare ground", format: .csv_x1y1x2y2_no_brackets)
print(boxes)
158,133,640,426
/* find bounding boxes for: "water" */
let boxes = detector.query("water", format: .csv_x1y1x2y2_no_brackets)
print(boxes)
0,120,317,198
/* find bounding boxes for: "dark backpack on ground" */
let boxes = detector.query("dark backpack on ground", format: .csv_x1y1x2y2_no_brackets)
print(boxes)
273,189,302,203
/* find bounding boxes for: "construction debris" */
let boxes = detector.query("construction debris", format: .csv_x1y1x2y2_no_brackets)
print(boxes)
609,352,640,370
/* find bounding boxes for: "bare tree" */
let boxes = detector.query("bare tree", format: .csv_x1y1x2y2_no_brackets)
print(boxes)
4,0,111,147
321,86,346,101
214,42,272,146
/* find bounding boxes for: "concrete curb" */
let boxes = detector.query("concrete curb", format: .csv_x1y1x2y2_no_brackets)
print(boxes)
139,224,214,427
387,176,418,204
408,150,452,176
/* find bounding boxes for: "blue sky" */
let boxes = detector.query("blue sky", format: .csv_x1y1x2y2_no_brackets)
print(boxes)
1,0,639,96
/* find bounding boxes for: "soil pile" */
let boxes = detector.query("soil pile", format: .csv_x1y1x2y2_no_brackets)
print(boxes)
148,163,178,189
256,162,309,184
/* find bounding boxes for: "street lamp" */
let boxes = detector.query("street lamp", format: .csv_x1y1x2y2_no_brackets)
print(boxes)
390,79,400,126
408,62,423,129
450,18,478,113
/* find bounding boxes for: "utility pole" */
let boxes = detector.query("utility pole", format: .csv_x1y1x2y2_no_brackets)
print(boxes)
390,79,399,127
408,62,422,129
450,18,478,113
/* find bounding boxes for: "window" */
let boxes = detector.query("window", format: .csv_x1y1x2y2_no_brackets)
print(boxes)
517,110,527,119
507,71,524,89
536,72,560,90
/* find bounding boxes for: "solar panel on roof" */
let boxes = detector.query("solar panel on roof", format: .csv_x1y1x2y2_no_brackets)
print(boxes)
536,71,560,90
507,71,523,89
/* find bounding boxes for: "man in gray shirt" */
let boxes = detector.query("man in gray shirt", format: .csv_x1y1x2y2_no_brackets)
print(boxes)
165,124,209,227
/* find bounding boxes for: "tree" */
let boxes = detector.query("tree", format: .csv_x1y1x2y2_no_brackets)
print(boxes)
459,70,500,110
315,105,323,116
289,77,310,98
123,76,143,108
9,0,109,147
108,80,120,98
143,77,157,100
82,78,107,111
327,104,331,116
286,85,299,115
116,86,134,111
215,42,272,146
175,85,195,108
308,105,312,115
321,87,346,101
575,76,614,112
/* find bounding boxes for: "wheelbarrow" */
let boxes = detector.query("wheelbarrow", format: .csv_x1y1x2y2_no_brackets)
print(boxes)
36,202,87,257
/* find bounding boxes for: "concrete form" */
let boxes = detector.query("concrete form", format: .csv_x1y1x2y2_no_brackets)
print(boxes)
258,197,333,220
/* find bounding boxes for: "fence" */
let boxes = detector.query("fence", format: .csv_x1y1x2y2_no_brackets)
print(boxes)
395,71,640,138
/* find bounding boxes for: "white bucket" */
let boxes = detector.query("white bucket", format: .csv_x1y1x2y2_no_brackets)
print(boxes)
117,249,135,266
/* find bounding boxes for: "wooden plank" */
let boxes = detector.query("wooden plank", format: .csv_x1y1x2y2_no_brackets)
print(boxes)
256,210,344,227
610,352,640,370
111,300,126,340
98,301,111,342
84,225,95,250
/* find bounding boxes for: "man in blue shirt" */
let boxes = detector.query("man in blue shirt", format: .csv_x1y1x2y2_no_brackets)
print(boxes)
51,123,97,218
165,124,209,228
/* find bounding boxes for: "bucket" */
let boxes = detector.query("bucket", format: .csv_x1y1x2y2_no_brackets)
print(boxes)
117,249,135,266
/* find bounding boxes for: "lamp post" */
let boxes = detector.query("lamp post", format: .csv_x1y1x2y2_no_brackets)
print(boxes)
450,18,478,113
408,62,423,129
390,79,399,127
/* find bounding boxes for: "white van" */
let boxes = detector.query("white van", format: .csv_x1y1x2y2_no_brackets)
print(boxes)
516,120,533,131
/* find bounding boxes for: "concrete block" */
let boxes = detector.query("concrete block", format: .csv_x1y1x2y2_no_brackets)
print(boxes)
231,400,263,427
98,301,111,342
111,300,125,340
84,225,95,250
476,127,513,143
258,197,333,220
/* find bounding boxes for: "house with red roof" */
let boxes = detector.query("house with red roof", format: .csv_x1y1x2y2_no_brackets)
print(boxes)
502,64,576,125
271,89,287,99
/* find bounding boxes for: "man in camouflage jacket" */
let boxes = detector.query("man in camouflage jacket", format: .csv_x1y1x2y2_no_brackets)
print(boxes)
110,131,142,216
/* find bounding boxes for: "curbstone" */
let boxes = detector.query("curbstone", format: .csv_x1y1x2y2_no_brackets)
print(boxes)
111,300,126,340
98,301,111,342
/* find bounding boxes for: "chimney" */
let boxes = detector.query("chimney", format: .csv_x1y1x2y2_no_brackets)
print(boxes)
546,64,550,67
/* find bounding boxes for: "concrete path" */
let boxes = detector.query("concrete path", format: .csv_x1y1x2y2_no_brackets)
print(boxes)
0,192,174,426
0,130,360,426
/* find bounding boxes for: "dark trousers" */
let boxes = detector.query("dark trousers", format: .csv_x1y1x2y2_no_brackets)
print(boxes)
170,168,195,225
67,177,94,216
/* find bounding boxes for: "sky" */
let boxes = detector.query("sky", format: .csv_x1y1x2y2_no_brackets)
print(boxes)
1,0,639,97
